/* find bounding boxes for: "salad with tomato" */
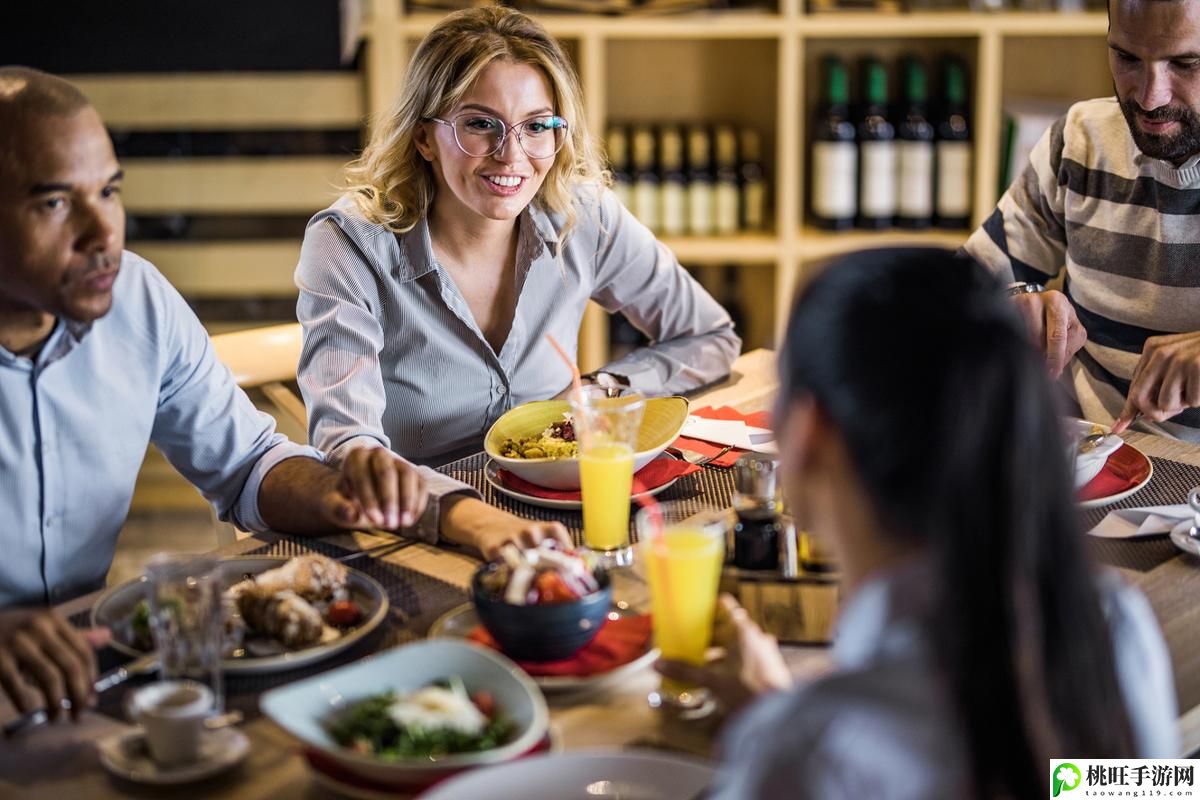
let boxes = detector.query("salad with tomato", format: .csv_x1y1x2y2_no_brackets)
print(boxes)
478,541,601,606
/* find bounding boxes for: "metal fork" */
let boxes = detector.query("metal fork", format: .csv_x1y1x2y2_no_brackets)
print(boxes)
666,445,733,467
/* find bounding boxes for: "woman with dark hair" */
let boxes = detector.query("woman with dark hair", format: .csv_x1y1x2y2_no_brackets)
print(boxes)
659,248,1178,798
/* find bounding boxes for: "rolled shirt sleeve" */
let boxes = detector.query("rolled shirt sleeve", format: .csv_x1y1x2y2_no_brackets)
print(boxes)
296,217,478,544
589,188,742,394
146,269,324,532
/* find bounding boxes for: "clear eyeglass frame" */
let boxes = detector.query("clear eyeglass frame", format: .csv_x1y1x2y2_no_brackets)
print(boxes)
429,112,569,160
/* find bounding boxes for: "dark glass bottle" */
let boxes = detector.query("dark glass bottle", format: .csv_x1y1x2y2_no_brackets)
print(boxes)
606,124,634,212
686,126,715,236
733,453,782,571
738,127,768,232
856,56,897,229
810,55,857,231
896,55,935,229
659,125,687,237
935,55,972,229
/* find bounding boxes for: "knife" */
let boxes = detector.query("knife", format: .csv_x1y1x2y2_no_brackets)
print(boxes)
2,651,158,739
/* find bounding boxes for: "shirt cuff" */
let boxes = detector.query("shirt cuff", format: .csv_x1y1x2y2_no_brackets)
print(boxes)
229,438,326,533
599,357,668,396
411,466,482,545
327,434,390,467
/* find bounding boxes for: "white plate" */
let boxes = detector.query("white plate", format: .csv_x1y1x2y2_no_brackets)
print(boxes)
96,727,249,786
1076,441,1154,511
1170,519,1200,557
92,556,389,675
419,750,716,800
428,603,659,693
259,640,549,788
484,453,684,511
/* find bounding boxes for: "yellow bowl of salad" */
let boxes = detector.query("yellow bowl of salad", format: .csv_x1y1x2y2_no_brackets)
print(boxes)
484,396,689,490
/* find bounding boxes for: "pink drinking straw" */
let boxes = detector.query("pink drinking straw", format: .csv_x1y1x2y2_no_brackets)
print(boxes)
545,333,583,403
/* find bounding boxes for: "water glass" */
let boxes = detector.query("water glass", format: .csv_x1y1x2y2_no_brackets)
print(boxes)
145,553,224,712
570,385,646,568
637,501,728,718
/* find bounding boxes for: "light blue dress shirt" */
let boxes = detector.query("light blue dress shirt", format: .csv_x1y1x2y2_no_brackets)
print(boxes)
710,563,1179,798
0,251,321,607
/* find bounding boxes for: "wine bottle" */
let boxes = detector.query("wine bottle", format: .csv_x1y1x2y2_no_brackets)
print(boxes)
606,124,634,212
857,56,897,229
659,125,687,237
896,56,935,229
739,128,767,232
631,124,660,232
935,55,972,229
713,124,740,236
686,126,715,236
810,56,857,231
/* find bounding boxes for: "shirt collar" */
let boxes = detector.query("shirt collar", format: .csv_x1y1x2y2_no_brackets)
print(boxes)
0,317,92,369
830,557,932,669
404,202,560,282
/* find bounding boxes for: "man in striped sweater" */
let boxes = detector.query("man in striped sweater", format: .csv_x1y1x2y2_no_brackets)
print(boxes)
964,0,1200,441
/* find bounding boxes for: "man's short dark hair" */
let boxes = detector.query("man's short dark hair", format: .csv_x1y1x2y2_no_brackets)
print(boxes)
0,67,92,179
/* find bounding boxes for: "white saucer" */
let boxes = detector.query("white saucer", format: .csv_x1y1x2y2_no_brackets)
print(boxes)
1170,519,1200,558
484,453,684,511
96,726,249,785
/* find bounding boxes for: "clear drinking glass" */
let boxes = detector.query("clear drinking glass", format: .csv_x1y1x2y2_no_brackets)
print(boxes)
145,553,224,712
570,385,646,568
637,501,728,718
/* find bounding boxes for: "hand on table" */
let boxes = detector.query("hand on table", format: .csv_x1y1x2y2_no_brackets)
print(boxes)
1113,331,1200,433
440,496,572,559
0,609,110,722
654,594,792,716
1011,289,1087,379
333,447,429,530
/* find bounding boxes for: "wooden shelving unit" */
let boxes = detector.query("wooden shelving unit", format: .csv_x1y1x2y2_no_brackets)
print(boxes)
360,2,1110,369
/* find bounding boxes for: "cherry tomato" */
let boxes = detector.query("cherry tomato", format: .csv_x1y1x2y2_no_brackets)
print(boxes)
326,599,362,626
472,690,497,718
532,571,578,604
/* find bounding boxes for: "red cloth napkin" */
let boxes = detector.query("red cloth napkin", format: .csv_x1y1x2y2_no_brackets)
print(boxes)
1078,443,1153,502
672,405,772,468
467,614,653,677
498,455,700,501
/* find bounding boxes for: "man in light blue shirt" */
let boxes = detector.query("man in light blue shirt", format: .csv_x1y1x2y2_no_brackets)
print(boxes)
0,66,425,723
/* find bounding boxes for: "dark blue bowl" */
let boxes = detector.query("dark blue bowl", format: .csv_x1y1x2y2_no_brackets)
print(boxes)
471,563,613,662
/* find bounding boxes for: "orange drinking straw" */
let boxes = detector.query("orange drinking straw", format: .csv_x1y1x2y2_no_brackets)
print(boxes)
545,333,583,402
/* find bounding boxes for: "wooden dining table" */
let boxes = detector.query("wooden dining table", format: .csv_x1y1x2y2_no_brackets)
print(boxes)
4,347,1200,798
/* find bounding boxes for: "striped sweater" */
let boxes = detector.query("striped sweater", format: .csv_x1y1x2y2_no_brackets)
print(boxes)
964,97,1200,441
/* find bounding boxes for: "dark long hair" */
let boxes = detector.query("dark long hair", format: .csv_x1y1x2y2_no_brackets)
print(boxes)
780,248,1135,797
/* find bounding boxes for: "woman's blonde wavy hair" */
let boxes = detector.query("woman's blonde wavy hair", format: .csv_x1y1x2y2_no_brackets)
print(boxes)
343,6,607,251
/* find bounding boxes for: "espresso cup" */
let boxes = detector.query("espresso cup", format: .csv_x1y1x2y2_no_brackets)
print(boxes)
126,680,214,766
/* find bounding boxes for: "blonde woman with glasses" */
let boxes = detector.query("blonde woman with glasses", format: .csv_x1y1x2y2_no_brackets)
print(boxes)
294,7,740,553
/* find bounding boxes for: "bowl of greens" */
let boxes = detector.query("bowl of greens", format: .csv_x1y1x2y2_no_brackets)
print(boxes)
259,640,548,787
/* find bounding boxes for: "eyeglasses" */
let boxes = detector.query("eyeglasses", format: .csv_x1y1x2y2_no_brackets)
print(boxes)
429,113,569,160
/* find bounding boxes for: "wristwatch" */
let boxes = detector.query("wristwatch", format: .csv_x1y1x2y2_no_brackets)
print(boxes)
1007,281,1046,297
582,370,630,389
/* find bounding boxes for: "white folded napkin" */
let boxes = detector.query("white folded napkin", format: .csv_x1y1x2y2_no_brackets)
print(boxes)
680,416,777,454
1086,504,1192,539
1065,418,1123,488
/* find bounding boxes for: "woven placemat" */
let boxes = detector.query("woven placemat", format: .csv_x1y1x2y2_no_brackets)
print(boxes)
1081,455,1200,573
77,536,469,720
437,452,736,546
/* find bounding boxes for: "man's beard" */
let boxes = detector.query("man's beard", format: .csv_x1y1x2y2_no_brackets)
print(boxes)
1118,95,1200,163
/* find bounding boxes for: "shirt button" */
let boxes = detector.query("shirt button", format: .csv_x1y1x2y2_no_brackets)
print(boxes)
45,516,55,528
496,385,508,396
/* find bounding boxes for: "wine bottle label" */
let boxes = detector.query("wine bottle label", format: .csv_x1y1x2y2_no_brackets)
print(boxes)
661,182,686,236
811,141,857,221
897,140,934,218
688,184,714,235
715,182,739,235
859,141,897,218
742,180,766,231
633,181,660,231
936,140,972,218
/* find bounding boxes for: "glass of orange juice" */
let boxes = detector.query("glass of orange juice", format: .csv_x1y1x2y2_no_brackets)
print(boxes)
637,501,728,717
570,386,645,568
